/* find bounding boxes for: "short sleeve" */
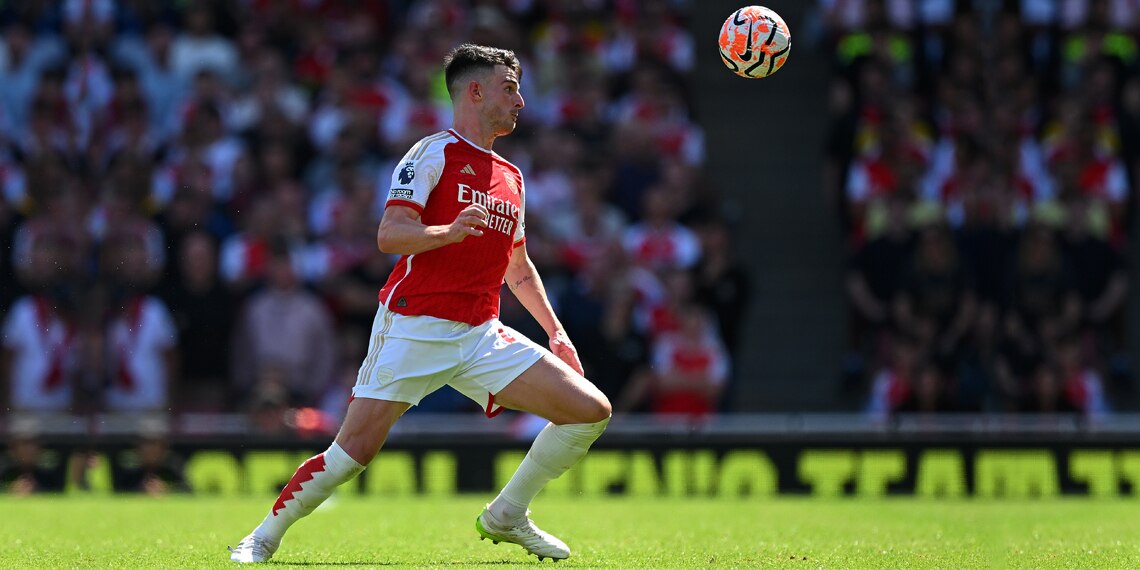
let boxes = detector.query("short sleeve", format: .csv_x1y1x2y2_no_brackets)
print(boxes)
385,133,447,213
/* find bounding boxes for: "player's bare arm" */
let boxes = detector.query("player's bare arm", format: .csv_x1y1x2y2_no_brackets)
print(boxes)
376,203,490,255
504,243,584,376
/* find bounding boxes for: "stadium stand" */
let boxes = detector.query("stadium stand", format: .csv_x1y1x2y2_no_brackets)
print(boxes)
0,0,737,428
823,0,1137,415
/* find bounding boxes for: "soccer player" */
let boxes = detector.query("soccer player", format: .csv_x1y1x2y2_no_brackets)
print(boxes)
228,44,612,564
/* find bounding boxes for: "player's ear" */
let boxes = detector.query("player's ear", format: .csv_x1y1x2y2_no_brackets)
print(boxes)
468,79,482,102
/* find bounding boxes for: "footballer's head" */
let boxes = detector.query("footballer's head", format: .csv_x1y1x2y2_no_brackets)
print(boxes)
444,44,521,99
445,44,524,135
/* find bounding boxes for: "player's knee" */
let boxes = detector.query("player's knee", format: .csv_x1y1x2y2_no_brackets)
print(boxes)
334,431,387,466
335,438,378,466
581,394,612,424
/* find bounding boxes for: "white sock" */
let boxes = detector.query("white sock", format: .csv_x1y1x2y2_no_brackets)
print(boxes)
252,442,364,544
489,417,610,523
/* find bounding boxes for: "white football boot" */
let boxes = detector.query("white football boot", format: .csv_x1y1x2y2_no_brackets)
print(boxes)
476,507,570,561
228,534,279,563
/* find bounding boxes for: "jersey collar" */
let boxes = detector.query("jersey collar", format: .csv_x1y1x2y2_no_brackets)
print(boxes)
448,129,493,154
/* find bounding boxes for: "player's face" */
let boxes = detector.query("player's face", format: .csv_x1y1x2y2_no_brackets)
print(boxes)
483,64,524,136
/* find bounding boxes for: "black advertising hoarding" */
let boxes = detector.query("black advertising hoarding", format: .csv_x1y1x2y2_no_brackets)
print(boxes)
4,414,1138,496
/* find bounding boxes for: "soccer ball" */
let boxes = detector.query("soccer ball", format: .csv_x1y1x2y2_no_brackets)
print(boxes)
718,6,791,79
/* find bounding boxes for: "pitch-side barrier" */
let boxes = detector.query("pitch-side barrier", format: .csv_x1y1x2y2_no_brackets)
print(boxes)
3,413,1139,497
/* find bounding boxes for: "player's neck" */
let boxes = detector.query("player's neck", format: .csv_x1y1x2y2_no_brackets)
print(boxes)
451,117,495,151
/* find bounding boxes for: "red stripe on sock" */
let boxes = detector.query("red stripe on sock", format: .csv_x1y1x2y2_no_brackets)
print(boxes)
271,454,327,516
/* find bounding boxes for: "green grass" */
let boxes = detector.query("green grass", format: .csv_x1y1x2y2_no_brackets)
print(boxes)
1,496,1139,568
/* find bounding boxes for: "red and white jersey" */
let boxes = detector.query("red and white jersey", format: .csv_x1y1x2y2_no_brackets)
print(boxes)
105,296,178,411
1079,158,1129,204
379,130,526,325
649,328,729,416
651,331,729,386
379,96,452,148
622,223,701,270
220,233,271,284
1,296,75,411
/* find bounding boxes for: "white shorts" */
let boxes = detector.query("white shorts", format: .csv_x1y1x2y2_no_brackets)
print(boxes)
352,303,546,415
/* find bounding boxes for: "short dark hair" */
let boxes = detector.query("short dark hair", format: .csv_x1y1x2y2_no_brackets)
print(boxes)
443,43,521,98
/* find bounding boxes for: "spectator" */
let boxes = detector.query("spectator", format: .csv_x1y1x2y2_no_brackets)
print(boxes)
894,225,976,355
996,224,1083,411
603,0,695,74
247,361,292,435
846,193,915,343
231,246,337,407
846,117,928,244
557,243,648,401
62,12,114,147
109,420,191,495
0,21,66,140
519,128,580,221
622,185,701,271
691,218,750,407
155,161,234,252
1060,197,1128,344
618,304,729,418
304,122,381,198
102,230,179,412
229,51,308,134
379,61,451,155
160,230,235,411
0,419,67,495
169,4,238,81
866,331,922,417
1053,331,1110,416
111,21,186,142
546,162,627,274
2,229,80,412
303,176,378,283
219,195,279,290
175,102,246,203
321,245,395,333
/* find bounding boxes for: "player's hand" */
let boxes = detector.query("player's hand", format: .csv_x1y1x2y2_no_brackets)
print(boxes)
448,204,489,243
549,329,584,376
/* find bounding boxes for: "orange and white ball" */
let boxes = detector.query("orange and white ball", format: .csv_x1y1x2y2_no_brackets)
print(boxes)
718,6,791,79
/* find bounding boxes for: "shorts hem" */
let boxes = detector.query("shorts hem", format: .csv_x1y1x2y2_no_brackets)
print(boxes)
479,348,545,396
350,386,423,405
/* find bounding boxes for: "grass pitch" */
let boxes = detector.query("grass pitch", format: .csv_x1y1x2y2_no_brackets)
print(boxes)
1,495,1138,568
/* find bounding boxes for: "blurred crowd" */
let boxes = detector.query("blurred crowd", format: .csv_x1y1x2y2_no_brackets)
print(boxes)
0,0,749,450
822,0,1138,415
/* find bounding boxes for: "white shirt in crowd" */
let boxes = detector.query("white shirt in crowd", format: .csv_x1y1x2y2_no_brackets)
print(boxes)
105,296,178,411
1,296,75,411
